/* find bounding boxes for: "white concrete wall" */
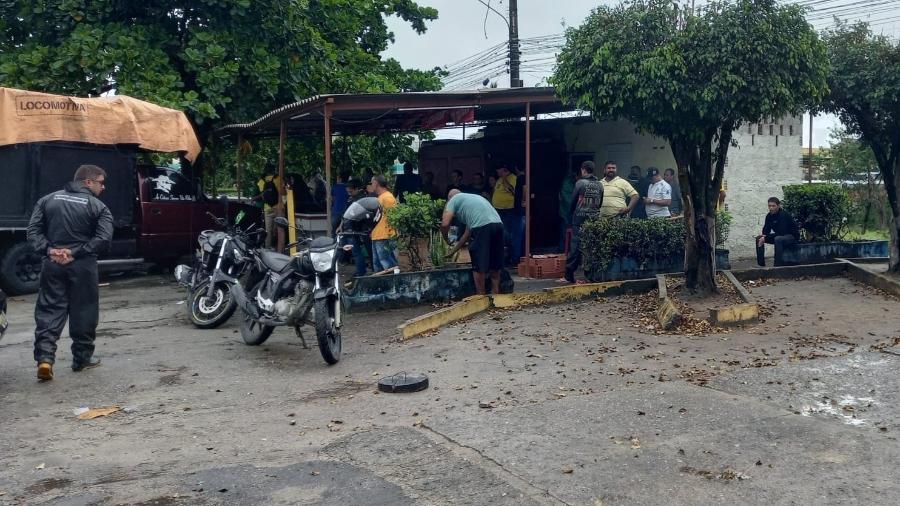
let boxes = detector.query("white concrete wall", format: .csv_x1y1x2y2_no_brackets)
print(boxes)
561,116,803,258
725,117,803,258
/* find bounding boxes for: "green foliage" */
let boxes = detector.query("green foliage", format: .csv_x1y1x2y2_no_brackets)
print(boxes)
782,184,852,242
0,0,443,142
429,229,456,268
820,22,900,171
552,0,828,290
385,193,445,270
820,128,879,182
580,218,686,274
580,212,733,274
552,0,826,148
715,210,732,246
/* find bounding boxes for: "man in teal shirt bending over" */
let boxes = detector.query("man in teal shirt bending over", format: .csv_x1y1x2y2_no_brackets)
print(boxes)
441,189,504,295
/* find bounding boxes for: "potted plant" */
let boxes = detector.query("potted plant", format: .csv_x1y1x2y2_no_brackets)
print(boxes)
385,192,445,271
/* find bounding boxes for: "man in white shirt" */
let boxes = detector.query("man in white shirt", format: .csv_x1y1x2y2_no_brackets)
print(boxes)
643,167,672,218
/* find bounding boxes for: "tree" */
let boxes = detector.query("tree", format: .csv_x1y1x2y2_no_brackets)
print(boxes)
820,128,878,183
0,0,443,146
552,0,828,294
821,22,900,273
819,129,889,233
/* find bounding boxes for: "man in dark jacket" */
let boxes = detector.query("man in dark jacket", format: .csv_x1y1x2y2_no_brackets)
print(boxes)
27,164,114,381
563,161,604,283
756,197,800,267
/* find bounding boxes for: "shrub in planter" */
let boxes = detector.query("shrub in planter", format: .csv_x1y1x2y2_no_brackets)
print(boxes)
581,218,685,273
715,210,732,246
782,184,851,241
386,192,445,271
580,211,732,275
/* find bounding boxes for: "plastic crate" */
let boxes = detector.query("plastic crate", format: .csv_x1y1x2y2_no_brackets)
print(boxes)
518,254,565,279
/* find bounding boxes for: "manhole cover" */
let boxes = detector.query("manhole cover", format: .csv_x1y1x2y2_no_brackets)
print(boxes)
378,372,429,393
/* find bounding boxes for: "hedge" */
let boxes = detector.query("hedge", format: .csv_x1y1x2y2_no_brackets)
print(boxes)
580,212,731,273
782,184,851,242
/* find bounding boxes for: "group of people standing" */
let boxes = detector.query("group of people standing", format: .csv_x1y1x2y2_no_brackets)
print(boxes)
560,160,681,283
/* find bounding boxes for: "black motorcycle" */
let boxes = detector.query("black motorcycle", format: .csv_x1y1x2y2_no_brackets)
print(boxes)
175,205,264,329
229,198,381,365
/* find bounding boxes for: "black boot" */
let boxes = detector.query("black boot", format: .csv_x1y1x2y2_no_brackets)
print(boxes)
72,357,102,372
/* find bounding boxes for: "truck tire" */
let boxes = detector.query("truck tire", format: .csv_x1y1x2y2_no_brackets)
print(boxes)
0,242,42,295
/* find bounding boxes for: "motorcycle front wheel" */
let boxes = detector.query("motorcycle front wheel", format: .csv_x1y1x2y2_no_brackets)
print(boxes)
187,281,237,329
240,312,274,346
314,298,341,365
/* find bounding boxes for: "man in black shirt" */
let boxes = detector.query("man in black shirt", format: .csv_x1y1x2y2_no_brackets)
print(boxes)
563,161,604,283
756,197,800,267
27,164,113,380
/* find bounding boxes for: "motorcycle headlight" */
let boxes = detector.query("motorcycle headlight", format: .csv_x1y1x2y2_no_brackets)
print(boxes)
232,248,245,264
310,249,336,273
174,264,193,285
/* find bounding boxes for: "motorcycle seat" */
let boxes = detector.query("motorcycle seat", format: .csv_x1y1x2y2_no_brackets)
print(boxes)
259,250,293,272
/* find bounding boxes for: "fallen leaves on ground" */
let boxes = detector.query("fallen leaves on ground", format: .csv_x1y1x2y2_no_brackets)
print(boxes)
76,406,121,420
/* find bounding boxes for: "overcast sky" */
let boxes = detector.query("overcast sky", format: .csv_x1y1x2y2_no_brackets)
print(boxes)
382,0,844,147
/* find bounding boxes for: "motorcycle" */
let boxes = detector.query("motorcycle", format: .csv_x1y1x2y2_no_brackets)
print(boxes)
174,200,264,329
229,197,381,365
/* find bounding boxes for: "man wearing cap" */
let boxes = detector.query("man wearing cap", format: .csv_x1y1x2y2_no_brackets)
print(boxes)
643,167,672,218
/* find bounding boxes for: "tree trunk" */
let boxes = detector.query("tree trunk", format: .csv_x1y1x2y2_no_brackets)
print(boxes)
673,138,721,296
885,158,900,274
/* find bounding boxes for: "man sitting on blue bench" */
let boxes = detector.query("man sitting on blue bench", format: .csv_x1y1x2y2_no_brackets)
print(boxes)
756,197,800,267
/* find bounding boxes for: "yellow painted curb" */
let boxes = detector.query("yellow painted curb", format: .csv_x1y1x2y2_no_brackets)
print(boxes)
657,296,682,329
398,279,659,339
541,281,627,301
709,302,759,326
398,295,492,340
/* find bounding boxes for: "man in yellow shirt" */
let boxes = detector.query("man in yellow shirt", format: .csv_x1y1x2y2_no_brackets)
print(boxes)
369,175,399,271
598,161,639,217
253,164,282,249
491,164,521,265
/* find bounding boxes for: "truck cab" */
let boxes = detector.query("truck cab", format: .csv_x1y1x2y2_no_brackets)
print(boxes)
0,142,260,294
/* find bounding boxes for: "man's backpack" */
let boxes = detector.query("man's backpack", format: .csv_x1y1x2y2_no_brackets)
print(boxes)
261,177,279,206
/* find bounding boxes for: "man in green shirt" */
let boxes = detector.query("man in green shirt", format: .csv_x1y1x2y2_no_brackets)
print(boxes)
442,190,504,295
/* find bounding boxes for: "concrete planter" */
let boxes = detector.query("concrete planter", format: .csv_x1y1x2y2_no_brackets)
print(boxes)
779,240,888,265
344,266,513,312
586,249,731,282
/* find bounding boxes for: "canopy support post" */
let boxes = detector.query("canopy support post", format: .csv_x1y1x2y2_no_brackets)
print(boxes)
235,133,244,200
524,101,532,259
277,120,287,253
324,99,333,237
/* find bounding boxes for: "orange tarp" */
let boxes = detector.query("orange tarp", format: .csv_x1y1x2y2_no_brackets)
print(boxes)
0,87,201,162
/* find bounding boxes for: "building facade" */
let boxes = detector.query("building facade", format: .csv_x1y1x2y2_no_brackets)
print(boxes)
420,115,803,258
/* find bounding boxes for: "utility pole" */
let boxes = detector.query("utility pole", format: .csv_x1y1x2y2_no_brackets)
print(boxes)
508,0,522,87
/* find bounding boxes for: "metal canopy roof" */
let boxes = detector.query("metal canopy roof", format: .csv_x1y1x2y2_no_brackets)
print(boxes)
215,87,572,138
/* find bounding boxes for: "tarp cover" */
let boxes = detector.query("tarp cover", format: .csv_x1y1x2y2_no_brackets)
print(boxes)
0,87,201,162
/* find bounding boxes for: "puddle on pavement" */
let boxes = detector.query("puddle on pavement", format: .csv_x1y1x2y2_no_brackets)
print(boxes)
800,394,877,426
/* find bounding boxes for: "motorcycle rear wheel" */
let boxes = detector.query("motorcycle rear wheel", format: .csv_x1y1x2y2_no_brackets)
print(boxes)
187,281,237,329
314,298,341,365
240,312,274,345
